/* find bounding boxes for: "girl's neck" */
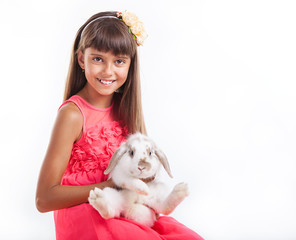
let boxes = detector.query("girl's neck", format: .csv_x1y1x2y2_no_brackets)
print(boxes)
78,84,114,109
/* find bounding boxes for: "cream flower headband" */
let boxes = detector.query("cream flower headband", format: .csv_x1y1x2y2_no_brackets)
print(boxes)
117,11,148,46
81,11,147,46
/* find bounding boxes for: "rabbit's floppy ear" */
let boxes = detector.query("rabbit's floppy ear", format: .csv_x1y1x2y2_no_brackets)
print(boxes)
155,148,173,178
104,143,127,175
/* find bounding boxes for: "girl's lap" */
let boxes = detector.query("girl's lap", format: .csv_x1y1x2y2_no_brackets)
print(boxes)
54,203,203,240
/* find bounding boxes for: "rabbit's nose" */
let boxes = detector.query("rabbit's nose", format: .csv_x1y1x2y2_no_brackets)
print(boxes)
138,166,145,171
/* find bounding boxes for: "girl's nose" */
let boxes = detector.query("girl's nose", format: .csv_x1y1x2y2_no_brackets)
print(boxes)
102,62,113,77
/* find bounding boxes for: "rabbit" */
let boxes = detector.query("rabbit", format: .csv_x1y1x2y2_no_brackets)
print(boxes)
88,133,189,227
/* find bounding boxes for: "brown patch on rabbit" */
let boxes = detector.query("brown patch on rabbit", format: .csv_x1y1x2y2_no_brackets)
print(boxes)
138,159,151,171
146,147,152,156
129,146,136,157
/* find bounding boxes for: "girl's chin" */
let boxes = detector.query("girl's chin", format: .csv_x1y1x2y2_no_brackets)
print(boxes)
96,89,117,97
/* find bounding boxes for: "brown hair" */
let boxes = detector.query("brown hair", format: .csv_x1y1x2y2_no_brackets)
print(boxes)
63,11,147,134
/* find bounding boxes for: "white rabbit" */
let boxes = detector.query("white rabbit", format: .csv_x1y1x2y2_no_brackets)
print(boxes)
88,133,189,227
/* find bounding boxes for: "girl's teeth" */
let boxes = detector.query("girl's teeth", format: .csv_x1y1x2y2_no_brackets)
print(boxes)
100,79,113,85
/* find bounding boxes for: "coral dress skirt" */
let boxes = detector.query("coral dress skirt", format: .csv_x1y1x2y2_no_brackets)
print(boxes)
54,95,204,240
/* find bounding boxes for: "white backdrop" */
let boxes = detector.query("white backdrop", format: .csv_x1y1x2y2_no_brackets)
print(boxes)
0,0,295,239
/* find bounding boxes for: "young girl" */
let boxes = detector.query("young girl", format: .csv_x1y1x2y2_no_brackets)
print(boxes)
36,11,204,240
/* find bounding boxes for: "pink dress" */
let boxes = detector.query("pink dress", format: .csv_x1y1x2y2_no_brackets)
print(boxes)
54,95,204,240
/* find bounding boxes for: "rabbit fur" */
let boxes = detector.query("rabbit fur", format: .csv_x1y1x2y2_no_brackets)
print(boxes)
88,133,189,227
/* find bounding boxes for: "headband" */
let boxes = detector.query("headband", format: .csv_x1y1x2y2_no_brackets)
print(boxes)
80,11,147,46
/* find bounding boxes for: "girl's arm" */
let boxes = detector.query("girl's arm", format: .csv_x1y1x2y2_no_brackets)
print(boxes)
35,103,114,213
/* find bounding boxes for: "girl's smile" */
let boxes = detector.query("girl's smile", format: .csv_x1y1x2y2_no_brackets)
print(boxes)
98,78,116,86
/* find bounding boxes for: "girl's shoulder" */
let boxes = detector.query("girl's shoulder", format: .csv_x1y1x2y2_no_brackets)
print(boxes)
49,101,83,145
57,101,83,128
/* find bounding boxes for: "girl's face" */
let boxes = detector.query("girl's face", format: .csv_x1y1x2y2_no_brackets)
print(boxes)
78,47,131,98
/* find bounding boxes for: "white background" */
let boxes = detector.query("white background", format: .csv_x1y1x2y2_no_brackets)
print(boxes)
0,0,295,239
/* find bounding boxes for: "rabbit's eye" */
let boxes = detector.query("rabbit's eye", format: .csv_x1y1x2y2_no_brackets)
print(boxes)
130,150,134,157
149,152,152,156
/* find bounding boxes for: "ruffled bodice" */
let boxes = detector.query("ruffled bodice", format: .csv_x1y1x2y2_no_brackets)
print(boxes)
59,95,128,186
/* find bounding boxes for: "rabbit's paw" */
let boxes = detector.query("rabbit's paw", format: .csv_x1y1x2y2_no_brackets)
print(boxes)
130,180,150,195
172,182,189,199
88,188,115,219
121,179,149,195
162,182,189,215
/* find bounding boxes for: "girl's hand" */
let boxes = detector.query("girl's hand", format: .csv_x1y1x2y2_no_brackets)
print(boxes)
105,178,116,188
94,178,115,189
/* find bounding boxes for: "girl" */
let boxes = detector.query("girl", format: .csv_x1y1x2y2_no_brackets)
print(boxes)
36,11,204,240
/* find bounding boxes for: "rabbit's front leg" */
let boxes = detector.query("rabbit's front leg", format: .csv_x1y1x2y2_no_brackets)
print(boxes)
116,177,150,195
161,182,189,215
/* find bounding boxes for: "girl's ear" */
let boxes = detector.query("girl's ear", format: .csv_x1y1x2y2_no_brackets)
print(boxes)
77,50,85,70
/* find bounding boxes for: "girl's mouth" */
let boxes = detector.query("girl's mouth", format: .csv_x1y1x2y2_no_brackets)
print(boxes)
97,78,115,86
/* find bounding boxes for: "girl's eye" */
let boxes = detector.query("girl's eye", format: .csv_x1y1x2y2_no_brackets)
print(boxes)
93,57,103,62
116,59,125,65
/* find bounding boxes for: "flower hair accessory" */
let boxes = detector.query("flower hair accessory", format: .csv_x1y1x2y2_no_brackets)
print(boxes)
117,11,148,46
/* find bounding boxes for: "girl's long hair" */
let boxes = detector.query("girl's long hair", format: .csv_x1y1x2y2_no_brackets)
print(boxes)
63,11,146,134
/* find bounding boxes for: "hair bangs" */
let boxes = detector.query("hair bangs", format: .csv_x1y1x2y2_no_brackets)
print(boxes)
82,19,137,57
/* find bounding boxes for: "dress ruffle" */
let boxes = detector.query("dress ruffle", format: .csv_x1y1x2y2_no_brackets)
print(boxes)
61,121,128,185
